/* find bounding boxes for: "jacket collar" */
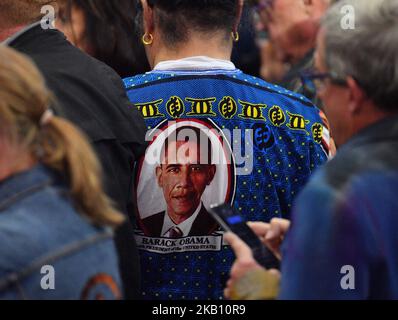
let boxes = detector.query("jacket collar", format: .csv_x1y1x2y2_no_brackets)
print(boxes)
3,21,41,46
341,114,398,152
0,165,56,211
153,56,236,72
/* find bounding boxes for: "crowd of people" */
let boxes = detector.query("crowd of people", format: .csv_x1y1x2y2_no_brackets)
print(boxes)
0,0,397,300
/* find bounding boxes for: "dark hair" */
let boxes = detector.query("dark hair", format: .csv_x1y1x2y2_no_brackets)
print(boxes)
160,126,214,165
145,0,239,46
60,0,150,77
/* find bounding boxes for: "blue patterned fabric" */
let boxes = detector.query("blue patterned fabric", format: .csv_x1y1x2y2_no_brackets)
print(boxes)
124,67,328,300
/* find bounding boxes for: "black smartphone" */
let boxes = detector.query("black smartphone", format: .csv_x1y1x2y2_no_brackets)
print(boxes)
209,203,280,269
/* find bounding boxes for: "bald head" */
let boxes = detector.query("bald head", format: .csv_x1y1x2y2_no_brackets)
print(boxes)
0,0,57,27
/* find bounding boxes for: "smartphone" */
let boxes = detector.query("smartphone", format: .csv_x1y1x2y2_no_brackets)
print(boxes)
209,203,280,269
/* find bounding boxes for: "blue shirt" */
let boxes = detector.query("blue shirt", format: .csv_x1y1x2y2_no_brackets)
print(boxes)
0,165,122,299
280,116,398,299
124,58,328,300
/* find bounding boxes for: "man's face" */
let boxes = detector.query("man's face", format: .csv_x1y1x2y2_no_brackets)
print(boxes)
262,0,309,62
156,141,216,221
315,31,351,147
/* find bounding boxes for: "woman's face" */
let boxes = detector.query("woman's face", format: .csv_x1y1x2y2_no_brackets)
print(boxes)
56,4,89,53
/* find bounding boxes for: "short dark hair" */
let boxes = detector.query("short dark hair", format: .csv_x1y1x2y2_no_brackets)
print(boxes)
144,0,239,47
160,126,214,165
60,0,150,77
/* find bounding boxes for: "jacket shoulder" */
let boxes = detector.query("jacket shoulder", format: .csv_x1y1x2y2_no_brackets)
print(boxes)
140,212,165,236
10,27,145,145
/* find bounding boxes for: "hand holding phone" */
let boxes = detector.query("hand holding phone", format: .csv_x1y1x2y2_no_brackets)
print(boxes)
209,203,280,269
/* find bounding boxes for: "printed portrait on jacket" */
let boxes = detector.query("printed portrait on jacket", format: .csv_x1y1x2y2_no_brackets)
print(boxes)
135,120,235,252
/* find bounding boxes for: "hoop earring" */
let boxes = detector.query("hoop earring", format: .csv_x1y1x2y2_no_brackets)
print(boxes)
231,31,239,42
142,33,154,45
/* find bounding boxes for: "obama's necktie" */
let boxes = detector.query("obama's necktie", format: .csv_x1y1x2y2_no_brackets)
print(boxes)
168,226,183,238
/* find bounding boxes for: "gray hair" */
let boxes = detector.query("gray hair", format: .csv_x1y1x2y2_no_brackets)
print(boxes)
321,0,398,112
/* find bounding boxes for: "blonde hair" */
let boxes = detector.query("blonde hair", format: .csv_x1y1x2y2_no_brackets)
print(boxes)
0,45,124,228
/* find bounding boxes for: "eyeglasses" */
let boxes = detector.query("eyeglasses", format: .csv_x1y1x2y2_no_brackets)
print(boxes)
300,70,347,95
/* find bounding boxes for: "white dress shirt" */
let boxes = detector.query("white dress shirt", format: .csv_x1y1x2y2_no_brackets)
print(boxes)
153,56,236,72
161,203,203,237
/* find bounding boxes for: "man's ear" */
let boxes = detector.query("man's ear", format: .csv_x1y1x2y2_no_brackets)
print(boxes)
207,165,217,185
141,0,154,35
346,76,367,115
155,166,163,187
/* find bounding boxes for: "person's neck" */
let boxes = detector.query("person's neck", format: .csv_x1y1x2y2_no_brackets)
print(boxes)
339,102,395,148
0,24,28,43
287,21,318,65
152,35,232,68
167,204,200,225
0,150,37,182
353,108,394,138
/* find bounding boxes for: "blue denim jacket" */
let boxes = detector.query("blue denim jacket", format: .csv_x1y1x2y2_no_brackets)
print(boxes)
0,165,122,299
